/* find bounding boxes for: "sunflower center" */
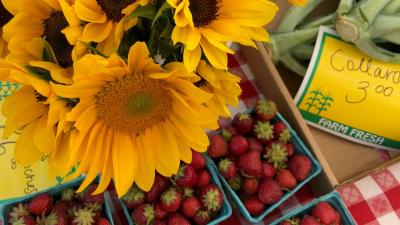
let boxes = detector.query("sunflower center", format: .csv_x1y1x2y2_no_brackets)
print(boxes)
189,0,218,27
96,0,133,22
0,2,12,27
95,74,172,134
43,11,73,68
35,92,47,102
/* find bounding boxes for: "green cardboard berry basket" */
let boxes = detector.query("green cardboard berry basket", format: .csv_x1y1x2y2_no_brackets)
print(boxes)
0,177,114,225
208,112,322,223
120,161,232,225
270,191,356,225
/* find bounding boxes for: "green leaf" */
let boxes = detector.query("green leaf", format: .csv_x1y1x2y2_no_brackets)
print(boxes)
42,40,57,63
127,4,156,20
25,65,52,81
160,18,173,39
152,1,171,26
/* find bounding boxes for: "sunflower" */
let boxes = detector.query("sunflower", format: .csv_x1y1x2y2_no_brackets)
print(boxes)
72,0,150,55
195,60,241,117
0,0,15,57
52,42,220,197
167,0,278,72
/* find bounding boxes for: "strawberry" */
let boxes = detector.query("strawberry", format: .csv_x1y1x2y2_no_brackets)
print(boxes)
221,125,237,141
276,169,297,190
153,220,166,225
199,184,223,212
67,201,83,218
208,134,228,158
242,178,259,196
72,208,95,225
228,175,242,191
257,179,283,204
229,136,249,155
131,204,154,225
160,188,182,212
300,216,320,225
244,197,265,216
285,143,295,157
181,197,201,218
61,188,75,201
264,142,288,169
146,173,171,202
256,99,277,121
233,112,255,134
174,164,197,187
95,218,110,225
154,203,167,220
43,211,69,225
333,211,342,224
193,210,211,225
167,213,190,225
196,170,211,188
254,121,274,144
218,158,237,179
247,138,264,153
122,185,145,209
191,151,206,170
279,221,294,225
86,203,102,221
182,187,195,199
280,218,299,225
273,121,286,136
12,215,36,225
8,203,29,223
82,185,104,205
262,162,276,178
311,202,338,224
288,155,312,181
28,194,53,216
237,151,262,177
273,122,292,143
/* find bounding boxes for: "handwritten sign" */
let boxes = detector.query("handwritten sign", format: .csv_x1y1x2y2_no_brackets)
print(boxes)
295,27,400,151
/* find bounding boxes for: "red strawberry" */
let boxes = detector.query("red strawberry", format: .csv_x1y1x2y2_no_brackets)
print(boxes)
273,121,286,136
208,134,228,158
181,197,201,218
160,188,182,212
153,220,166,225
53,201,70,215
247,138,263,153
300,216,320,225
285,143,295,156
167,213,190,225
228,175,242,191
332,211,342,225
288,155,312,181
257,179,283,204
191,151,206,170
196,170,211,188
280,218,299,225
146,173,171,202
237,151,262,177
71,208,95,225
256,99,277,121
244,197,265,216
273,122,292,143
122,186,145,209
8,203,29,223
233,113,255,134
262,162,276,178
131,204,154,225
276,169,297,190
221,125,237,141
174,164,197,187
61,188,75,201
264,142,288,169
182,187,195,199
154,203,167,220
28,194,53,216
311,202,338,224
199,184,223,212
82,185,104,205
12,215,36,225
229,136,249,155
241,178,259,196
44,211,69,225
279,221,293,225
84,203,102,221
254,121,274,144
193,210,211,225
96,218,110,225
218,158,237,179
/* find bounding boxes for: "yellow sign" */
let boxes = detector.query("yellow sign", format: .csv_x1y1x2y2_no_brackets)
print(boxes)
295,27,400,150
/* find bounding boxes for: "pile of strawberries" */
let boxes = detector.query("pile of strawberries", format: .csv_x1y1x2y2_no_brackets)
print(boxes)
122,151,224,225
280,201,343,225
6,184,111,225
208,99,313,217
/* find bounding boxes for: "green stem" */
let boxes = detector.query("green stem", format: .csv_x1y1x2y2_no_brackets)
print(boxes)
279,54,307,77
382,0,400,14
291,44,314,60
299,14,335,29
277,0,323,32
381,32,400,45
368,14,400,39
356,38,400,63
337,0,354,15
352,0,391,25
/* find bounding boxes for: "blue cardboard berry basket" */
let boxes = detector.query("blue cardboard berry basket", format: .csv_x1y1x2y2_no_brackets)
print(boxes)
271,192,355,225
120,160,232,225
209,112,322,223
0,177,115,225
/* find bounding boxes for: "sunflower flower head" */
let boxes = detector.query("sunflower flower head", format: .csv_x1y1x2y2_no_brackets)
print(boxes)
288,0,308,6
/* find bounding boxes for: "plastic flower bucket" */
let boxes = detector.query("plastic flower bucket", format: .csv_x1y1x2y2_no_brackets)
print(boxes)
120,160,232,225
270,191,355,225
0,177,114,225
209,112,322,223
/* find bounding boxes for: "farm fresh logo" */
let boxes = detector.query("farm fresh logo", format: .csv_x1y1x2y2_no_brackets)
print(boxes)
304,89,334,116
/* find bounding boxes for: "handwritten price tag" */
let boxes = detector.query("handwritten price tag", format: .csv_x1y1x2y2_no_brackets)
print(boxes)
295,27,400,151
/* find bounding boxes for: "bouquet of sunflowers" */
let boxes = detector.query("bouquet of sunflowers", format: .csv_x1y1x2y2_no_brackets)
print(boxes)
0,0,297,198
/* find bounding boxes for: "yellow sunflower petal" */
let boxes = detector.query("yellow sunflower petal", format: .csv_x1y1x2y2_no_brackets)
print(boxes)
200,38,228,70
135,131,155,192
93,129,114,195
51,79,103,98
43,0,61,10
183,45,201,73
60,0,80,26
74,0,106,23
81,20,113,43
14,121,43,166
32,115,56,154
2,0,18,15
